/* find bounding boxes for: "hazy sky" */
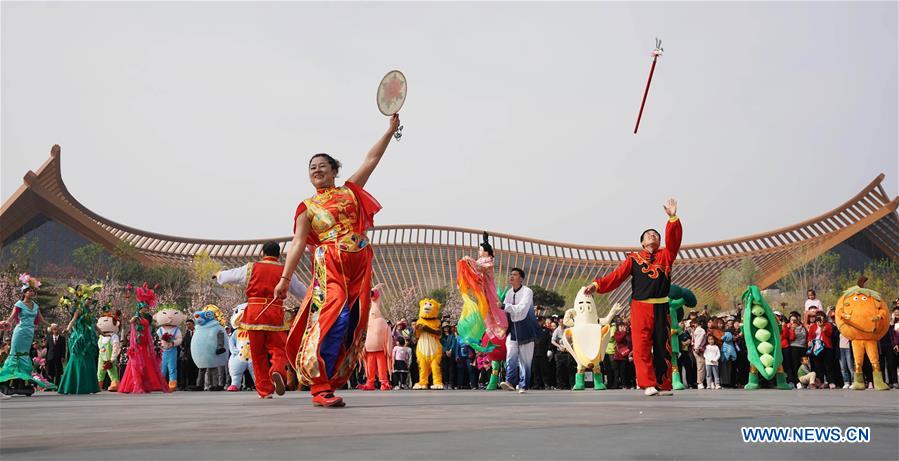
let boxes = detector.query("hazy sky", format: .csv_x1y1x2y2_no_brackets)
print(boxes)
2,1,896,247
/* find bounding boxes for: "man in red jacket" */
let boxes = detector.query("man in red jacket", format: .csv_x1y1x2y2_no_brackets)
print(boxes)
216,241,307,398
585,198,680,396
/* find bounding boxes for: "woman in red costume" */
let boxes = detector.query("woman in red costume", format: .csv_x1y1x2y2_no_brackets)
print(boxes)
278,114,400,407
119,284,169,394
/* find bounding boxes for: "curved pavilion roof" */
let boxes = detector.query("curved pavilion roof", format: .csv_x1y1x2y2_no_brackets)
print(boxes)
2,145,897,305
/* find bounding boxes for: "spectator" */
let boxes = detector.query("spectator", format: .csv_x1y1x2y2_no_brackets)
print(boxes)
719,330,737,388
692,318,707,389
778,311,795,385
827,309,844,388
807,313,836,388
179,318,197,390
613,322,633,389
440,324,457,389
879,306,899,389
837,327,854,389
453,340,471,389
531,318,553,390
44,324,66,387
796,355,817,389
552,321,574,389
391,337,412,389
804,289,823,312
603,321,618,389
787,312,807,386
678,321,696,388
703,335,721,389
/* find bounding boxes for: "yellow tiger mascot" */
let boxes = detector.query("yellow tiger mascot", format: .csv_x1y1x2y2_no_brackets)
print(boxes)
413,298,444,389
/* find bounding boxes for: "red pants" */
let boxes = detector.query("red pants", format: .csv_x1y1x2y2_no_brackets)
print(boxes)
247,330,289,397
365,351,389,386
631,300,672,391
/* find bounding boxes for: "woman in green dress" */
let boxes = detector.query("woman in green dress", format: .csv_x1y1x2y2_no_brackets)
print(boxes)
57,285,101,394
0,274,55,396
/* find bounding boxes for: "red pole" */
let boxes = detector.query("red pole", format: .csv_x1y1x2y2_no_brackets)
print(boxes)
634,56,658,134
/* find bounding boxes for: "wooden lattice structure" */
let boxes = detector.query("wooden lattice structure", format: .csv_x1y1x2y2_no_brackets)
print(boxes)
3,145,897,305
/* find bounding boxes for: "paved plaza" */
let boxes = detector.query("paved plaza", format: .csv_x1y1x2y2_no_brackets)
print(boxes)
1,389,896,460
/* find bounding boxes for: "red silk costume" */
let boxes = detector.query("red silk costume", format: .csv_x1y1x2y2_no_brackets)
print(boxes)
286,181,381,398
592,217,682,391
238,256,290,397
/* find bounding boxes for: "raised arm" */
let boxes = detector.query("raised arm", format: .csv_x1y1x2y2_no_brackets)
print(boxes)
347,114,400,188
663,198,682,261
275,213,312,299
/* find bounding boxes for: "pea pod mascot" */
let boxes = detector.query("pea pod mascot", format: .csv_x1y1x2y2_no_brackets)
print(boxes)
742,285,790,390
668,285,696,390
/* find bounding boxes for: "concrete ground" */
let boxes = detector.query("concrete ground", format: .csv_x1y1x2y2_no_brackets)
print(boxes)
1,388,896,460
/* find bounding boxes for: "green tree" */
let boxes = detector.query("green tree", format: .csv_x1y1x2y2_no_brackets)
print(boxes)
719,257,759,309
531,285,566,315
834,258,899,305
191,250,222,307
72,243,107,280
107,242,147,282
558,276,594,307
781,249,841,308
4,236,39,274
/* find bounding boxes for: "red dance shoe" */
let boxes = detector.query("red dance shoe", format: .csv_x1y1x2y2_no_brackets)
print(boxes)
380,382,393,391
227,385,239,392
312,392,345,407
359,382,376,391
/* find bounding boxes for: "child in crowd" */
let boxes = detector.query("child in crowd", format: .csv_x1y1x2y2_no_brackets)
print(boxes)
703,335,721,389
391,337,412,389
796,356,818,389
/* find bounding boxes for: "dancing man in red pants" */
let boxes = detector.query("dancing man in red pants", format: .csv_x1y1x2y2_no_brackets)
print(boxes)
584,198,680,396
216,241,306,398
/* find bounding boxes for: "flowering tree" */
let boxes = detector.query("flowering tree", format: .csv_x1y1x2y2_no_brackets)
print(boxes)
382,285,421,323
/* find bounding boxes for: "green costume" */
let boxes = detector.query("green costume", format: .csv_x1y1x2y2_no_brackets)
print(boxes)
668,285,696,390
741,285,790,390
57,286,101,395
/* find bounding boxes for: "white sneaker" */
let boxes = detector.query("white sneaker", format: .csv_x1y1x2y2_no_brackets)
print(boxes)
518,388,527,394
697,383,705,389
796,383,803,389
644,386,659,396
715,384,721,389
828,383,836,389
842,384,850,389
499,382,515,391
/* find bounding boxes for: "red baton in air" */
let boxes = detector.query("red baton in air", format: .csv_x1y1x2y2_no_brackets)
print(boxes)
634,38,664,134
